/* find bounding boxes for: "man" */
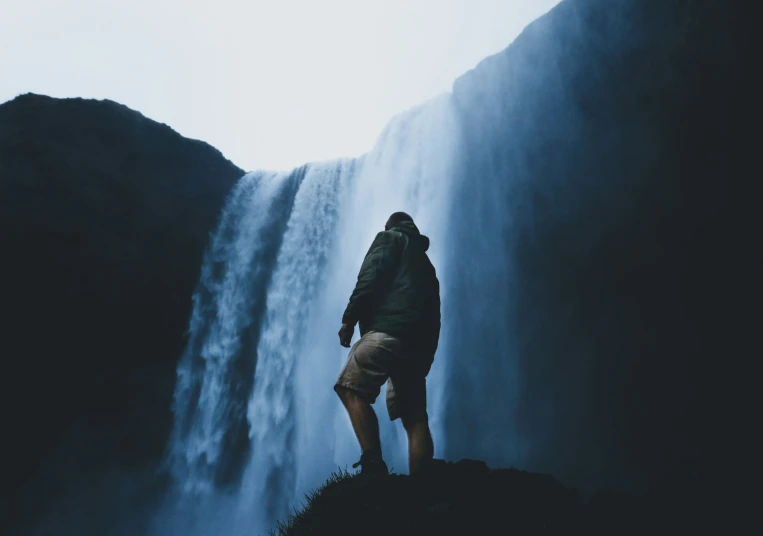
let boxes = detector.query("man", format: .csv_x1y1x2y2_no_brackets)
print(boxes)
334,211,441,476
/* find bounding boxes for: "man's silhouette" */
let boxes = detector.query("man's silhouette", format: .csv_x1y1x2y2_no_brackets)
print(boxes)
335,212,441,475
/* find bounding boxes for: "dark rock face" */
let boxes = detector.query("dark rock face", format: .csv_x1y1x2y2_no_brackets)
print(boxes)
0,93,243,533
443,0,746,494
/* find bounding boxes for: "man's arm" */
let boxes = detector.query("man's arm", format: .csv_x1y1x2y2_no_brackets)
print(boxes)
341,231,401,328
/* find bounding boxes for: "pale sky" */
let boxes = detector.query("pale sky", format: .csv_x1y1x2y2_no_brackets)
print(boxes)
0,0,560,171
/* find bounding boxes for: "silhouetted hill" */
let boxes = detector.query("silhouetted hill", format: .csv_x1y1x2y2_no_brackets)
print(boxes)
0,93,244,532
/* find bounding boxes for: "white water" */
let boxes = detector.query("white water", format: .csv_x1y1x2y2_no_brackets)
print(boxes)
242,161,353,524
158,95,464,535
168,171,293,494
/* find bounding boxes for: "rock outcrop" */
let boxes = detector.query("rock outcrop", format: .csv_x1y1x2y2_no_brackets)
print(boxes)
270,460,700,536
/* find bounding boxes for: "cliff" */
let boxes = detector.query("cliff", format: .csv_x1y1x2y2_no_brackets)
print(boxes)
441,0,745,492
0,93,244,532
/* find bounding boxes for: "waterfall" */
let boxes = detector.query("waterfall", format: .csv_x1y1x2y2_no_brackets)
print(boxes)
167,170,304,493
242,161,353,523
155,2,663,530
159,95,463,534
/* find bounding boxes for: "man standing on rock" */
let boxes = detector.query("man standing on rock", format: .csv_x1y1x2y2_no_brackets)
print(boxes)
335,212,441,476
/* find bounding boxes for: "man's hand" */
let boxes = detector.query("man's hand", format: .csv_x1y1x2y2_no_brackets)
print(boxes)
338,323,354,348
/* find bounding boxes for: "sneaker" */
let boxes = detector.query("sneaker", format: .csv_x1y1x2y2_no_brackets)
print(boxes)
352,451,389,476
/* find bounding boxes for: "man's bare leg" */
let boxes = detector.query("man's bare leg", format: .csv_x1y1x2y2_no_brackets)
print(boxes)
335,386,382,455
402,413,434,474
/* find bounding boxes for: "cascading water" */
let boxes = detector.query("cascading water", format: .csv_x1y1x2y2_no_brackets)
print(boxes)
158,95,463,535
242,161,353,523
167,170,304,493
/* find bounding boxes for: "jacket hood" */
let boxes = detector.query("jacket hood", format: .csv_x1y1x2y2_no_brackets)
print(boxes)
391,220,430,251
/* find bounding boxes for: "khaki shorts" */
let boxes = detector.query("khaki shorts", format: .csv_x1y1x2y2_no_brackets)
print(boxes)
334,331,429,421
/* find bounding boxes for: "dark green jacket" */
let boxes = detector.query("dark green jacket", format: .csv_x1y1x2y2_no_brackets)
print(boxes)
342,221,441,360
